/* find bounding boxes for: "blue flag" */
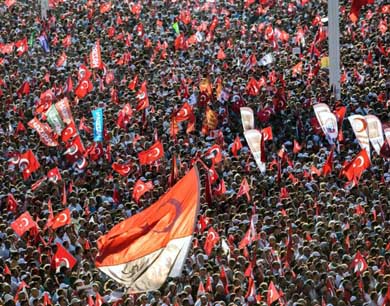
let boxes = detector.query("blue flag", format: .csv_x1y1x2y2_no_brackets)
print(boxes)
38,35,50,53
92,108,104,142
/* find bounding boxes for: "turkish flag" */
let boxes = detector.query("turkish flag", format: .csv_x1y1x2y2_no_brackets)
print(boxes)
64,135,85,162
231,136,243,157
75,78,93,99
136,81,149,111
17,81,30,98
11,211,36,237
112,161,133,176
7,193,18,213
213,179,226,196
95,167,200,291
322,149,334,176
350,251,368,273
350,0,374,23
246,77,261,96
175,102,194,122
293,139,302,154
99,1,112,13
138,141,164,165
342,149,370,182
52,243,77,270
261,126,273,141
132,179,153,203
51,208,71,230
47,167,62,183
77,64,92,81
20,150,40,180
204,227,220,256
62,34,72,48
217,48,226,60
128,75,138,91
61,120,78,142
31,176,48,191
15,38,28,56
239,219,256,249
267,281,281,305
116,103,133,129
36,89,54,114
334,106,347,142
237,177,250,201
205,144,223,165
56,52,67,67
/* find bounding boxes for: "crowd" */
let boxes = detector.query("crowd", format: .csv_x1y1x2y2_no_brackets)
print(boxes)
0,0,390,305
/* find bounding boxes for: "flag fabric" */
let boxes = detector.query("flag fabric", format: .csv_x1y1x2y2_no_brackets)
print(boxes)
46,105,65,135
348,115,371,159
20,150,40,180
128,75,139,91
61,121,78,142
322,149,334,176
267,281,281,306
204,227,220,256
52,243,77,271
244,129,266,173
261,126,273,141
240,107,255,132
112,162,133,176
237,177,251,202
342,149,370,183
231,136,243,157
90,40,102,69
365,115,384,155
138,141,164,165
47,167,62,183
38,34,50,53
132,179,153,203
15,38,28,56
205,144,223,165
95,167,200,292
350,0,374,23
16,81,30,98
28,117,58,147
204,107,218,130
293,139,302,154
92,108,104,142
313,103,338,145
7,193,18,213
11,211,36,237
136,81,149,111
55,98,74,125
75,78,93,99
117,103,133,129
51,208,71,229
350,251,368,273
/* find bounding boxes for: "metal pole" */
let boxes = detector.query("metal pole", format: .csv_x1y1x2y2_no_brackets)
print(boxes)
41,0,48,20
328,0,341,100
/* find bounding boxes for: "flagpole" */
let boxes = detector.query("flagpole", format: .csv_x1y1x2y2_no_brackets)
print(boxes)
328,0,341,101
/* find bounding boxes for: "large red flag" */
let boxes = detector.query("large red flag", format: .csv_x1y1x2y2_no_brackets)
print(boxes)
350,0,374,23
95,167,200,292
342,149,370,183
132,179,153,203
138,141,164,165
204,227,220,256
47,167,62,183
267,281,280,306
20,150,40,180
11,212,36,237
322,149,334,176
51,208,71,229
136,81,149,111
52,243,77,270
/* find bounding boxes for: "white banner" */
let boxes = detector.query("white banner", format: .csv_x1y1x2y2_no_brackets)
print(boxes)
244,129,265,173
348,115,371,159
313,103,338,144
365,115,384,155
240,107,254,132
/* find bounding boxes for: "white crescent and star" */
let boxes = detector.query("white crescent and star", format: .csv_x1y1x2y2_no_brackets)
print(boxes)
56,212,68,223
20,217,29,228
353,156,365,168
147,147,161,158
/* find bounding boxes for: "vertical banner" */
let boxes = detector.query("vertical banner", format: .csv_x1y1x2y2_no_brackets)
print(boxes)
348,115,370,159
90,40,102,69
313,103,338,145
46,105,65,135
28,117,58,147
92,108,104,142
244,129,266,174
365,115,384,155
240,107,254,132
383,123,390,145
55,98,74,125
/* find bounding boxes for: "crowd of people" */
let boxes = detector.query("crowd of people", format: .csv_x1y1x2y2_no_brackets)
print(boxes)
0,0,390,305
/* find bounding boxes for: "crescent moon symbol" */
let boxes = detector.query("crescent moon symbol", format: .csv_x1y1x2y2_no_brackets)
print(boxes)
60,257,70,268
148,148,160,158
57,212,68,223
353,156,365,168
354,118,367,133
20,217,29,228
208,231,216,241
136,183,145,193
153,198,182,233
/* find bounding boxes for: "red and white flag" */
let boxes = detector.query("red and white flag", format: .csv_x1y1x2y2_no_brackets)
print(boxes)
28,117,58,147
11,211,36,237
61,120,78,142
75,78,93,99
231,136,243,157
112,161,133,176
47,167,62,183
95,167,200,292
350,251,368,273
342,149,370,184
204,227,220,256
7,193,18,213
52,243,77,270
135,81,149,111
90,40,102,69
19,150,40,180
138,141,164,165
267,281,280,306
51,208,71,229
261,126,273,141
205,144,223,165
132,179,153,203
237,177,251,201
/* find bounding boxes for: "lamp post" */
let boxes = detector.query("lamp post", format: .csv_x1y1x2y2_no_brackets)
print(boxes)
328,0,341,101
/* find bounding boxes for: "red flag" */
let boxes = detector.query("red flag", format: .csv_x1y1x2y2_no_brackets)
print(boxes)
138,141,164,165
239,219,256,249
293,140,302,154
56,52,67,67
77,64,92,81
217,48,226,60
205,144,223,165
61,121,78,142
117,103,133,129
64,135,85,162
267,281,281,306
36,89,55,114
75,78,93,99
334,106,347,142
175,102,194,122
231,136,243,157
4,264,11,275
322,149,334,176
381,5,390,14
380,140,390,159
95,168,200,290
112,161,132,176
16,121,26,134
17,81,30,97
350,251,368,273
52,243,77,270
90,40,102,69
136,81,149,111
51,208,71,230
168,155,179,187
214,179,226,196
237,177,250,201
28,117,59,147
62,182,67,205
204,227,220,256
349,0,374,23
31,176,47,191
132,179,153,203
7,193,18,213
62,34,72,48
261,126,273,141
342,149,370,183
20,150,40,180
204,106,219,131
128,75,138,91
246,77,261,96
47,167,62,183
15,38,28,56
11,211,36,236
292,62,303,76
197,281,206,297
